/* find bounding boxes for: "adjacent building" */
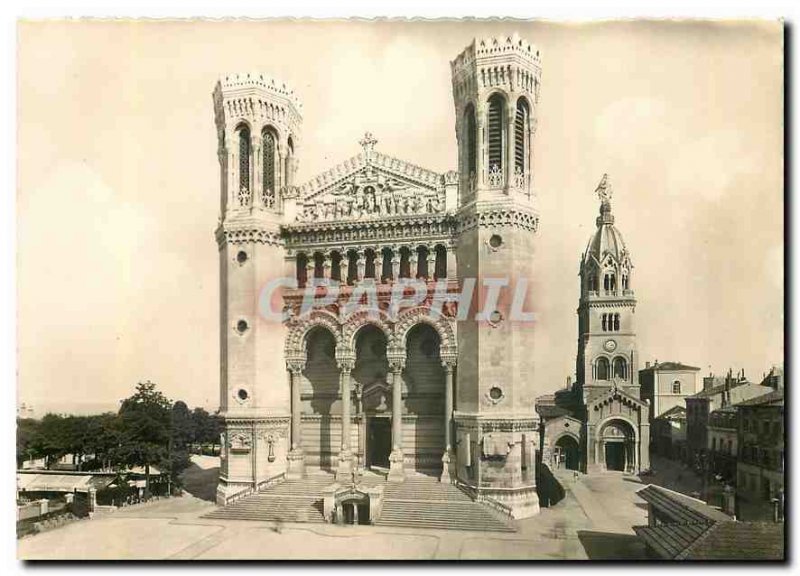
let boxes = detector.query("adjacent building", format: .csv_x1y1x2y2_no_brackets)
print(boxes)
639,361,701,420
651,404,687,461
685,371,773,467
736,388,784,521
706,406,737,483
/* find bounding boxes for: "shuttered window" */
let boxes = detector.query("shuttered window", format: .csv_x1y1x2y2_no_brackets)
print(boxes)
262,129,276,208
487,95,504,172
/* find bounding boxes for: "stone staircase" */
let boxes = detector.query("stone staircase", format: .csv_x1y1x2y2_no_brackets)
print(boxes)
375,477,516,532
203,475,333,524
204,472,516,532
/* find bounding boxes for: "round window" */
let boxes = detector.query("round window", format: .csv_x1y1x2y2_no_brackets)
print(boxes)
236,319,249,334
489,234,503,249
489,387,503,401
236,250,248,264
237,389,249,401
489,310,503,325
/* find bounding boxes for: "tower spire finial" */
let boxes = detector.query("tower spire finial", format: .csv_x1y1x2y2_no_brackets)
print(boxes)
595,173,612,203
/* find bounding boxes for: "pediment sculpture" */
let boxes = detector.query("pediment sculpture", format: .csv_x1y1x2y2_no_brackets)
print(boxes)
296,169,444,223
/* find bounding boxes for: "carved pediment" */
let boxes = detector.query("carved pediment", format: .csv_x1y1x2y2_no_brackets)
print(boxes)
294,135,446,224
362,381,391,413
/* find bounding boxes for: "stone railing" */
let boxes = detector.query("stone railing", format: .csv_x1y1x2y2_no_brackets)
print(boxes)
223,472,286,506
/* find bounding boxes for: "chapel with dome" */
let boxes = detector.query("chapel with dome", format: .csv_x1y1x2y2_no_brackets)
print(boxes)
535,174,650,475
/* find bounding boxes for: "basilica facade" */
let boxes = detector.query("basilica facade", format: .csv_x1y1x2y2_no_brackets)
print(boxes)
213,34,543,519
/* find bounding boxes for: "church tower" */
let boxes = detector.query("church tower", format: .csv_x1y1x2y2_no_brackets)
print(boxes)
576,174,639,395
449,35,542,518
213,73,302,504
576,174,649,474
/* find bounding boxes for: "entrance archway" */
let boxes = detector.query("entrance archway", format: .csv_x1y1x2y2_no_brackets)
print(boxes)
554,435,580,471
353,325,389,471
598,419,637,472
304,326,338,470
404,323,445,474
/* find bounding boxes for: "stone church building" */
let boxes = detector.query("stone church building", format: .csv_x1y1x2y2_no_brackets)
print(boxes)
211,33,647,523
535,176,650,476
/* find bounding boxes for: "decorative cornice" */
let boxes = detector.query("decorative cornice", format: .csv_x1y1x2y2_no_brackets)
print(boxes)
457,206,539,234
216,223,284,247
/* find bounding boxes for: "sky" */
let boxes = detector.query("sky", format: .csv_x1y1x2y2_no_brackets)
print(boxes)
17,19,783,414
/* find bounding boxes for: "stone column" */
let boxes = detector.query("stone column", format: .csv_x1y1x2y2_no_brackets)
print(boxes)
356,249,366,283
305,258,315,287
445,244,456,280
440,359,456,483
426,247,437,281
340,249,350,286
252,134,262,204
287,362,305,479
391,247,401,280
374,250,384,282
336,358,354,482
409,251,419,280
505,101,516,193
388,357,405,482
322,253,331,284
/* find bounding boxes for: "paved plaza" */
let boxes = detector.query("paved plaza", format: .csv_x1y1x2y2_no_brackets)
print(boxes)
19,456,658,560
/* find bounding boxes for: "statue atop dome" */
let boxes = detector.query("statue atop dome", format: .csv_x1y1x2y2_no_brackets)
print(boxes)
595,173,612,202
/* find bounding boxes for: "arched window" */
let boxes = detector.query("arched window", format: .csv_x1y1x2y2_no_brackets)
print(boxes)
313,252,325,280
417,246,429,279
286,135,294,186
596,357,610,380
614,313,620,331
514,98,529,179
330,251,342,282
237,125,251,203
434,245,447,280
346,251,358,285
296,253,308,288
613,357,627,379
622,273,629,290
364,249,376,279
399,247,411,278
601,314,607,331
262,128,277,208
464,104,477,185
381,248,393,282
487,94,506,184
672,381,682,394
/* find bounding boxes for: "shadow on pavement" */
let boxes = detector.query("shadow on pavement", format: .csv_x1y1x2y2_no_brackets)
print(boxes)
577,530,648,560
180,461,219,502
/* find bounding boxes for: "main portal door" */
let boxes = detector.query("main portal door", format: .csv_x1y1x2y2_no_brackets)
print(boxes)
605,442,626,471
367,417,391,468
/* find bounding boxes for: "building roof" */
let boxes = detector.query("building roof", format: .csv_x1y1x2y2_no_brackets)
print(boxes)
17,473,115,493
736,388,784,408
688,379,749,400
640,361,701,372
657,405,687,420
635,484,784,560
636,485,731,524
634,522,784,560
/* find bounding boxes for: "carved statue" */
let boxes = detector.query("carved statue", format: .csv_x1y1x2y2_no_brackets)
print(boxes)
596,173,612,202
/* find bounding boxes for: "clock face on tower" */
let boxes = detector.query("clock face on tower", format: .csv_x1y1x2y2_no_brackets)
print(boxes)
604,339,617,352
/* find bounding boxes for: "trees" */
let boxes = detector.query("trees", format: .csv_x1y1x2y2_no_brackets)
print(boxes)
116,381,172,498
191,408,222,454
16,418,40,468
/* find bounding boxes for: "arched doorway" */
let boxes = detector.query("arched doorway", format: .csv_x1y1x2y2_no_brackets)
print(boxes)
598,419,637,472
304,326,338,471
404,323,445,475
353,325,390,470
554,435,580,471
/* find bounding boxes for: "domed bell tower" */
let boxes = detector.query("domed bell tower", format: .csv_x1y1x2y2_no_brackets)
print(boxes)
576,174,639,396
449,35,542,518
213,73,302,504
